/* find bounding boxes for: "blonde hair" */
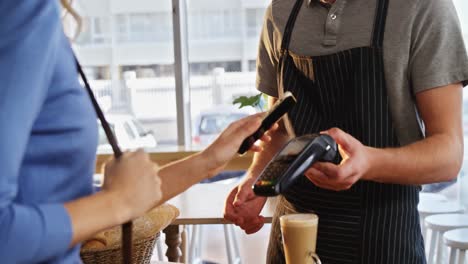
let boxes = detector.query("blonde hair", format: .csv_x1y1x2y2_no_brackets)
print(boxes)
60,0,82,39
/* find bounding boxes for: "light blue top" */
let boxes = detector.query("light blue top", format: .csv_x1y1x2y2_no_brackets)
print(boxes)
0,1,97,263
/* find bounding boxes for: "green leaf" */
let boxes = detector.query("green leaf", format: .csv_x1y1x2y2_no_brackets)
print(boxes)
233,93,262,109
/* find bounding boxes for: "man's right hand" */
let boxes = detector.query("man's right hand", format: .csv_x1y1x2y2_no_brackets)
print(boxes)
224,177,267,234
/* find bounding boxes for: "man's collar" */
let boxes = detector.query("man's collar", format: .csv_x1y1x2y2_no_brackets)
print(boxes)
308,0,336,8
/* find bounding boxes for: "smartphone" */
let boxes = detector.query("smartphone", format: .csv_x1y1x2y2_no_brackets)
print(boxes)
237,91,297,155
252,134,341,196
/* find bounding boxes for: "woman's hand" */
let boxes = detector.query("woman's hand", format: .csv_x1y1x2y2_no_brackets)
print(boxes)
305,128,372,191
102,150,162,220
201,113,277,178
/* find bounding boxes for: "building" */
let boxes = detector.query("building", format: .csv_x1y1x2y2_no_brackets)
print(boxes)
72,0,468,148
73,0,269,79
71,0,269,147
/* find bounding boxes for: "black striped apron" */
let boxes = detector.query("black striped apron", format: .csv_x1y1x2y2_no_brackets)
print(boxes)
266,0,426,263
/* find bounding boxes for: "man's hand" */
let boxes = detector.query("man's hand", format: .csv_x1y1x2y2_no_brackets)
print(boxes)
305,128,372,191
224,177,267,234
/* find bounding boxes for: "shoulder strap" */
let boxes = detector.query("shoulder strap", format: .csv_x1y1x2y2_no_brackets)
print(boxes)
371,0,389,48
74,55,133,264
280,0,304,53
74,56,122,158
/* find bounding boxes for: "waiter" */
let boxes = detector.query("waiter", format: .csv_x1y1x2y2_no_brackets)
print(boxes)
224,0,468,263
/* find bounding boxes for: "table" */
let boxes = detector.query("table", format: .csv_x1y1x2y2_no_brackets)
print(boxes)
151,261,183,264
95,150,253,173
151,262,182,264
162,180,276,263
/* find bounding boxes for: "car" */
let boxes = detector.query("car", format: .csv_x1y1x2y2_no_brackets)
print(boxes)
97,114,157,153
192,104,258,148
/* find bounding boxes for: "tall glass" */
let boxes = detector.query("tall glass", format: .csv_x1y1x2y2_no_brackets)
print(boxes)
280,214,321,264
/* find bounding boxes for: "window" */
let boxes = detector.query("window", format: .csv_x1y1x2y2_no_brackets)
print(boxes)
72,0,177,153
98,124,115,146
187,1,268,148
199,113,247,135
188,9,241,40
132,120,148,137
121,65,174,78
190,61,241,75
69,0,268,152
246,8,265,38
248,60,257,72
123,122,136,140
83,66,110,80
116,13,173,43
77,17,111,45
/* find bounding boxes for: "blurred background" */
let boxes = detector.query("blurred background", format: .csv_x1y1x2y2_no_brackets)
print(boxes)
68,0,468,205
69,0,267,153
67,0,468,263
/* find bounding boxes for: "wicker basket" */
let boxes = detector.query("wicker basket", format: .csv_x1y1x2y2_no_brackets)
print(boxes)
80,204,179,264
80,232,159,264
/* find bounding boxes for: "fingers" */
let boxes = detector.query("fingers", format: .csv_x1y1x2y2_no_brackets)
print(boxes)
249,144,264,152
269,123,279,132
304,167,327,181
240,113,264,129
224,207,242,225
309,174,340,191
305,167,336,190
248,124,275,152
224,187,243,225
224,115,262,145
225,213,264,234
223,182,265,234
260,134,272,142
233,187,253,207
312,162,339,180
244,223,264,234
232,112,278,139
251,112,267,119
308,128,365,191
223,112,279,154
241,216,265,234
307,162,356,191
322,127,354,155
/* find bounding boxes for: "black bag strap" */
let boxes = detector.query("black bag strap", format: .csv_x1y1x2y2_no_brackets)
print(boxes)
74,55,133,264
74,57,122,157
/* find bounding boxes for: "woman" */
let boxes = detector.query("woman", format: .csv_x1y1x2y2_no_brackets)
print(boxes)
0,1,272,263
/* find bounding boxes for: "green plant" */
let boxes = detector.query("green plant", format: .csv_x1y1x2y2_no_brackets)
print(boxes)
233,93,267,111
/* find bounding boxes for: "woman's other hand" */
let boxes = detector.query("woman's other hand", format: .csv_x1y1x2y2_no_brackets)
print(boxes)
201,113,277,178
102,150,162,220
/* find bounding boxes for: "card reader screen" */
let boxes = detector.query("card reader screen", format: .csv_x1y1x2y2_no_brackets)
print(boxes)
255,135,315,187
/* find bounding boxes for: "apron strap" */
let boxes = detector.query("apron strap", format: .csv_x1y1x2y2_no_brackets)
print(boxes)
280,0,304,53
371,0,389,48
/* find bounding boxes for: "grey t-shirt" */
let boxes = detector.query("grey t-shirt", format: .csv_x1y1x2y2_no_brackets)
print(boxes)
256,0,468,145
